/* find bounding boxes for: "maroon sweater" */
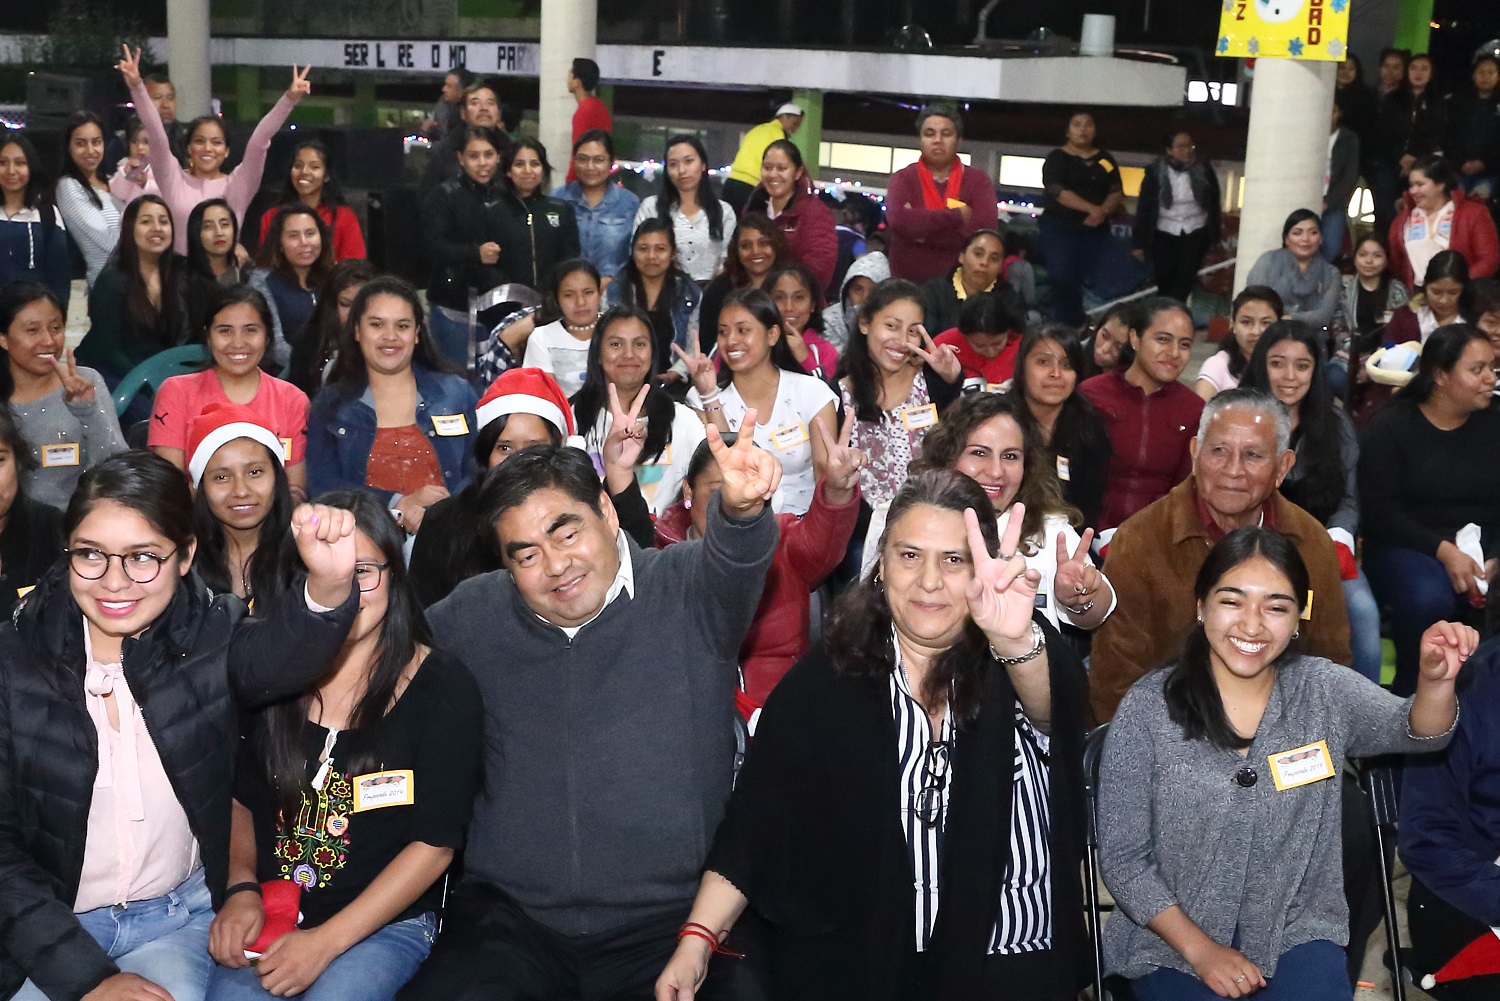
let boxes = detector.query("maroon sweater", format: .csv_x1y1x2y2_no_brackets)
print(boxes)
885,162,999,283
1078,370,1204,531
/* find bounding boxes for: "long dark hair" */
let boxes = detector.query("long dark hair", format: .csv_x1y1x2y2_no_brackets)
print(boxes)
824,468,1001,726
294,259,378,393
277,140,347,209
255,203,334,288
0,133,48,212
65,451,197,556
1241,321,1344,525
328,275,458,389
184,198,239,281
843,278,925,422
571,306,676,464
59,111,108,210
1398,323,1491,404
191,438,294,606
1014,324,1112,482
615,218,690,332
1220,285,1285,380
656,135,725,241
541,257,601,326
765,261,827,333
113,194,185,341
0,407,37,496
1164,528,1309,749
723,212,790,287
0,282,67,401
715,286,802,390
261,489,433,821
502,137,555,197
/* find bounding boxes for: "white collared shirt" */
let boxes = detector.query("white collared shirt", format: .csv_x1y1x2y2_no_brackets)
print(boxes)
548,528,636,639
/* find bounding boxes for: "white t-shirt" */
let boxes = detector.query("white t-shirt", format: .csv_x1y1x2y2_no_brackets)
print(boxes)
687,369,837,515
522,321,594,397
861,509,1116,631
581,401,707,516
1194,351,1239,395
633,196,737,282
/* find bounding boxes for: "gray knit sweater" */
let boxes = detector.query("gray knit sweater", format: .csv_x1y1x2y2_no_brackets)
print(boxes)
427,500,778,935
1099,657,1453,979
10,370,127,511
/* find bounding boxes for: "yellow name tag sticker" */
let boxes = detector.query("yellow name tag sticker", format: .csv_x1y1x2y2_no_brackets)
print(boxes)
1101,159,1116,173
431,414,470,437
1268,740,1335,791
985,382,1009,394
41,444,80,468
15,585,34,600
1056,456,1072,482
1302,590,1314,621
900,404,940,431
769,421,809,451
352,770,415,812
945,198,967,209
280,438,293,463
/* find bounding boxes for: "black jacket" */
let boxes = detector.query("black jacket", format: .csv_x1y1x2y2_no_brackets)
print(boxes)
0,565,357,1001
1132,157,1222,250
705,618,1089,1000
1446,89,1500,173
0,498,62,622
487,189,581,292
425,174,509,312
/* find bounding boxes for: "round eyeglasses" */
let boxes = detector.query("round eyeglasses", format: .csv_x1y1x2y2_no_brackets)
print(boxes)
66,546,178,584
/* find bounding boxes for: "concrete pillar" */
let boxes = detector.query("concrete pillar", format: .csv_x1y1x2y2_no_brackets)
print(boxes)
1393,0,1434,54
1233,58,1336,295
539,0,596,171
791,88,823,176
165,0,213,119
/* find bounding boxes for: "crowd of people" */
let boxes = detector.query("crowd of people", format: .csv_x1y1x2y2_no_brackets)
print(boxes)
0,38,1498,1001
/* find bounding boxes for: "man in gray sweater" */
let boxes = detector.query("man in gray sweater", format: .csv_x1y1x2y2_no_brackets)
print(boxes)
401,428,781,1001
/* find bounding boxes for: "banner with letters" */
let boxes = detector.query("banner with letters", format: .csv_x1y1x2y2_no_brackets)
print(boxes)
1216,0,1350,61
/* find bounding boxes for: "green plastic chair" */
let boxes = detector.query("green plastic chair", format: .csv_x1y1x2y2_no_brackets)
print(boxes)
112,345,210,418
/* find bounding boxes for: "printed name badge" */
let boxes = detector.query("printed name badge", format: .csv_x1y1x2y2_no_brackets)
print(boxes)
1268,740,1335,791
41,443,80,468
1302,590,1314,621
1034,591,1048,609
985,382,1009,395
352,770,415,812
279,438,293,463
769,421,809,451
431,414,471,437
1056,456,1072,482
900,404,940,431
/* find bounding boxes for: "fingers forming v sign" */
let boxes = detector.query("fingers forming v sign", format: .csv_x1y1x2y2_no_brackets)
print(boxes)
1052,527,1098,606
706,408,782,514
117,44,143,88
671,327,716,396
53,350,95,404
813,411,864,494
908,324,962,382
964,503,1039,646
286,64,313,102
603,382,650,473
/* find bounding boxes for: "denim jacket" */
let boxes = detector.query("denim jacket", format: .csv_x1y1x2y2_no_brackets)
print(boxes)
553,181,640,279
306,364,478,502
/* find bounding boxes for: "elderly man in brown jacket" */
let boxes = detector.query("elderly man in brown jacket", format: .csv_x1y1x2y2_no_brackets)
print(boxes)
1090,387,1352,722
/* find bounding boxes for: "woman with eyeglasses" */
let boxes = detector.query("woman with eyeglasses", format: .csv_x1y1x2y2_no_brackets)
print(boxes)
0,450,359,1001
1099,528,1467,1001
656,468,1089,1001
207,490,482,1001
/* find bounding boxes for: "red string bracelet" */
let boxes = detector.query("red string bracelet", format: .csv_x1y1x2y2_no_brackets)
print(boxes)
678,921,746,958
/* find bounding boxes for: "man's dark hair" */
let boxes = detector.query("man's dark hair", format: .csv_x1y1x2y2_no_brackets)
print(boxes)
449,66,476,89
142,73,173,89
571,58,601,93
480,446,604,540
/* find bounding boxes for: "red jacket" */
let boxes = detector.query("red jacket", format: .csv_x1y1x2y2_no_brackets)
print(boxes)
1078,370,1204,531
1387,188,1499,287
566,96,613,182
654,481,860,710
885,161,999,284
259,200,366,261
747,181,839,289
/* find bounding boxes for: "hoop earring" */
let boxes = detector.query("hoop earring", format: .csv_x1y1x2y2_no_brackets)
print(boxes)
1293,630,1301,640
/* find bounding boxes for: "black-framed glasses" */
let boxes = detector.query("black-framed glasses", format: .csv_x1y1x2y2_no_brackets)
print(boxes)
353,561,390,592
912,738,952,828
66,546,178,584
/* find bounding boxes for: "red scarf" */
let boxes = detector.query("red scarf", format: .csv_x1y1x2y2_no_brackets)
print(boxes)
917,159,963,210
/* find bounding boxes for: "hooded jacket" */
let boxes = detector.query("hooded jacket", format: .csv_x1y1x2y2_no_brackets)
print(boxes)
746,180,839,289
820,252,891,353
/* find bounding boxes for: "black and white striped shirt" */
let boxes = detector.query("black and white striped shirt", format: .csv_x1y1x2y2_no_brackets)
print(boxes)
990,704,1052,954
890,658,952,952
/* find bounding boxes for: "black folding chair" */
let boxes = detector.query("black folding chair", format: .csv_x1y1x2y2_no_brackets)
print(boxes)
1083,723,1111,1001
1361,760,1408,1001
733,710,749,788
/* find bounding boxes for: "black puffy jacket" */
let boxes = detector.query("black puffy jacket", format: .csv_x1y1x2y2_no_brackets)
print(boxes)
0,564,356,1001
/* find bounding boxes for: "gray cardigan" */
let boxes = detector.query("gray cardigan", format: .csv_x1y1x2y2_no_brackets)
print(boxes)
10,369,126,511
1246,248,1342,331
1099,658,1453,980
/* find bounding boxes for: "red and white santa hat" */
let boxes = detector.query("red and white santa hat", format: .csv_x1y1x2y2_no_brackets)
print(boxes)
186,402,284,485
476,368,586,448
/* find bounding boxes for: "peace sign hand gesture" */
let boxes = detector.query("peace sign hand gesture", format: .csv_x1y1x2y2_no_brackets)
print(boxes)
117,44,143,89
707,408,782,518
53,350,95,405
671,327,717,397
964,503,1042,656
602,383,649,487
1053,527,1101,614
909,324,963,384
285,65,312,104
813,412,864,504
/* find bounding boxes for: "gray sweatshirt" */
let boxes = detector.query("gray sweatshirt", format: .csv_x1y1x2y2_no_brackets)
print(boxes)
428,500,778,935
1099,657,1453,979
11,369,127,510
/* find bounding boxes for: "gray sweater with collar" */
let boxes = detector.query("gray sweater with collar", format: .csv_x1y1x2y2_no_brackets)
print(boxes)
428,500,778,935
1098,656,1453,980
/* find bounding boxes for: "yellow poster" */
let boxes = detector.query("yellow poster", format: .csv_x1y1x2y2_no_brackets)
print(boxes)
1217,0,1350,61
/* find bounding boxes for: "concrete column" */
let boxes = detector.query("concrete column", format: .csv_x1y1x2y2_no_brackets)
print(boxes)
791,88,823,176
539,0,596,170
1393,0,1434,54
1233,58,1336,295
165,0,213,119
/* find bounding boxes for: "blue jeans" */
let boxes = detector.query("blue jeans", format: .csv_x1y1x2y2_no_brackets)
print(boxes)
13,868,214,1001
1320,207,1348,262
1038,214,1111,326
206,912,435,1001
428,305,473,372
1343,569,1384,684
1362,541,1466,696
1134,939,1351,1001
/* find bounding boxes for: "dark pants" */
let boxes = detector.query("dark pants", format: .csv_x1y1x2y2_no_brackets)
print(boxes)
901,946,1069,1001
721,178,755,218
1408,876,1500,1000
1364,157,1404,243
1150,228,1212,304
397,882,760,1001
1133,940,1351,1001
1038,215,1110,326
1362,541,1469,696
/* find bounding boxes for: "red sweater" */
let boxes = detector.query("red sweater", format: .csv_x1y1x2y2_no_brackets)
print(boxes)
654,482,860,710
1388,188,1499,287
566,96,613,182
1078,370,1204,531
885,162,999,284
934,328,1020,389
258,201,366,261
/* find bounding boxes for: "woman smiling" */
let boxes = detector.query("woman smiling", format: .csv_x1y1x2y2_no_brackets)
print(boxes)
248,204,334,371
744,139,837,288
257,139,366,261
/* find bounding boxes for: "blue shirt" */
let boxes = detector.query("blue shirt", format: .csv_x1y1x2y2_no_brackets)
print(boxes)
552,181,640,279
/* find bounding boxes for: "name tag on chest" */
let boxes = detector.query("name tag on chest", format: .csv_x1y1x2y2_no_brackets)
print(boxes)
42,443,79,467
353,770,415,811
1268,740,1335,791
900,404,939,431
769,421,809,450
431,414,470,437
